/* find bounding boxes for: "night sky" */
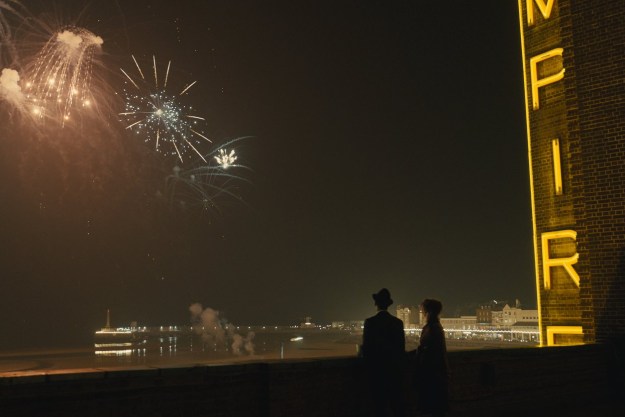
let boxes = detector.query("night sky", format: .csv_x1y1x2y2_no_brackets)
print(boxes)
0,1,533,349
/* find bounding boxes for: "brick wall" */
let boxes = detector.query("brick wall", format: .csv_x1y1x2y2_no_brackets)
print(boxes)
1,345,622,417
520,0,583,343
568,0,625,342
519,0,625,343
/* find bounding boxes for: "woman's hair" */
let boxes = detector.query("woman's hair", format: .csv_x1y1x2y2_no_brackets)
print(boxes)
421,299,443,317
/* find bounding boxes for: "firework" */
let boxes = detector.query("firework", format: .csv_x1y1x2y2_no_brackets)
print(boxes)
21,26,103,124
0,0,26,67
119,55,212,163
215,148,237,169
0,0,27,110
163,137,252,214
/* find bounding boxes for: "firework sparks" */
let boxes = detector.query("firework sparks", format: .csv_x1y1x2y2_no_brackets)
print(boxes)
214,149,237,169
0,0,26,67
21,26,103,124
163,137,252,214
1,1,27,111
119,55,212,163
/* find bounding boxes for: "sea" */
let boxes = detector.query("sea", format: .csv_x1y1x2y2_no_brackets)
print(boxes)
0,327,536,377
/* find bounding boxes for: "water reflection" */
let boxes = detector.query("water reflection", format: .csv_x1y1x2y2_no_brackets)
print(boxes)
95,349,134,357
92,328,364,367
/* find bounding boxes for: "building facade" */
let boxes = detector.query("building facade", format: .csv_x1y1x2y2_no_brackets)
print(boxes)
518,0,625,344
475,303,538,327
440,316,477,330
502,305,539,327
396,305,418,329
476,305,493,325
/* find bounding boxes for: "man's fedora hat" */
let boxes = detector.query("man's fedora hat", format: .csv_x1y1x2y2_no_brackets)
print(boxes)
372,288,393,308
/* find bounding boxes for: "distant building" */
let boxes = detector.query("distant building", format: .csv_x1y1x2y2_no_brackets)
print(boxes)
396,305,418,329
466,300,539,342
476,300,536,327
476,301,506,325
511,321,539,342
331,321,364,330
491,308,505,327
300,317,316,329
440,316,477,330
502,304,539,327
476,306,492,325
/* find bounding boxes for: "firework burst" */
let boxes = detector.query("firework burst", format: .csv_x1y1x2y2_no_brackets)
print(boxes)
18,26,103,124
0,0,26,67
215,148,237,169
119,55,212,164
0,0,28,111
163,137,252,214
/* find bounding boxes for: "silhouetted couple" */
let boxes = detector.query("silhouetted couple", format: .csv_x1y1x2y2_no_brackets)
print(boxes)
361,289,449,417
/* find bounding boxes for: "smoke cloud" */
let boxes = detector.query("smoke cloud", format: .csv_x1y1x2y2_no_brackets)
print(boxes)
0,67,23,106
231,332,255,355
56,30,103,51
57,30,83,49
189,303,255,355
88,34,104,46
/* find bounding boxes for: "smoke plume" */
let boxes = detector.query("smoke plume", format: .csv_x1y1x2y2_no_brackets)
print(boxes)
57,30,83,49
0,67,23,107
189,303,255,355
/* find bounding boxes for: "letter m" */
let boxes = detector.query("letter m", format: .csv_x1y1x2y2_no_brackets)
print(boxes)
527,0,556,26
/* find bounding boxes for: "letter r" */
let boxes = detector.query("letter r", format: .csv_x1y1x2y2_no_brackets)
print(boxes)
541,230,580,289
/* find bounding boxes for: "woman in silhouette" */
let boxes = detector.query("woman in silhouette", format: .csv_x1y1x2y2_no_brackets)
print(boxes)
415,299,449,417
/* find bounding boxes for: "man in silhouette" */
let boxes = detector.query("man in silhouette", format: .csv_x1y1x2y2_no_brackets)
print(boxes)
361,288,406,417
